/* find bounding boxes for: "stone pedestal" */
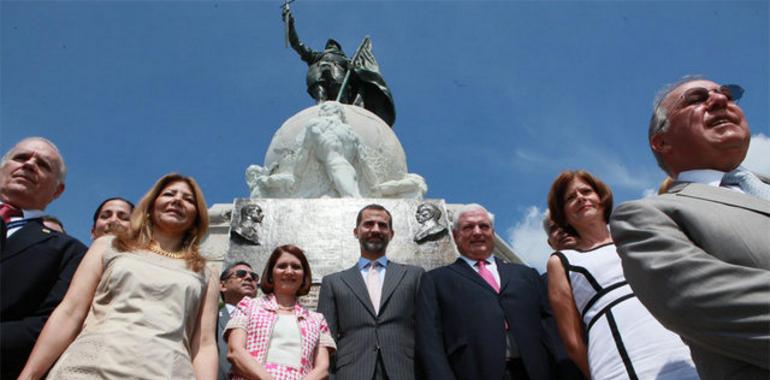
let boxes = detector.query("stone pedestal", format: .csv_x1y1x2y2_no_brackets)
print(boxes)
203,102,522,308
201,198,521,308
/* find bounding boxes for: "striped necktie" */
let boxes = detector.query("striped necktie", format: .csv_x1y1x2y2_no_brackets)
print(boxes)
721,169,770,202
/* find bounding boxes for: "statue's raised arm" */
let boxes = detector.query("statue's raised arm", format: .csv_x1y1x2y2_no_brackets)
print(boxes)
280,5,396,127
281,6,351,103
282,7,318,64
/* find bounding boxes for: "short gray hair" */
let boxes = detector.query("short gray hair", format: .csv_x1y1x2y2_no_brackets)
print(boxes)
648,75,705,174
452,203,495,231
542,209,553,234
1,137,67,183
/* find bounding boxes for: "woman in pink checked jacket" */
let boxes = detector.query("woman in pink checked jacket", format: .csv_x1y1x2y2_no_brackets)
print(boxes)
225,245,336,380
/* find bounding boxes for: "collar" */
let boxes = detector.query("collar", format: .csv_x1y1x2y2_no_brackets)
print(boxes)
260,293,308,319
358,255,389,270
458,254,494,267
676,169,727,187
0,201,44,220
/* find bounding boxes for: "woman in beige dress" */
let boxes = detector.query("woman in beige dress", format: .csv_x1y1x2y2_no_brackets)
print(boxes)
19,173,220,379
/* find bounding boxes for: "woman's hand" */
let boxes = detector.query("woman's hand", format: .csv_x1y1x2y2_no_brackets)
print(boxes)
302,346,331,380
227,329,275,380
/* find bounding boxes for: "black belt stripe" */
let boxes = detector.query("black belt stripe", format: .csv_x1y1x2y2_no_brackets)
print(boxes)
586,293,635,333
607,311,639,380
580,281,629,318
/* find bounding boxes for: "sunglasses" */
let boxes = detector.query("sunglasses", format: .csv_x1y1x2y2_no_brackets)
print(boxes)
228,270,258,281
676,84,744,109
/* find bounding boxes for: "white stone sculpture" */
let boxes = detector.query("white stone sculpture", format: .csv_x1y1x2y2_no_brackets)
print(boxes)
246,101,426,199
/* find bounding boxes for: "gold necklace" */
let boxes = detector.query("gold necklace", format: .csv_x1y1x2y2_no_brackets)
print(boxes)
148,244,185,259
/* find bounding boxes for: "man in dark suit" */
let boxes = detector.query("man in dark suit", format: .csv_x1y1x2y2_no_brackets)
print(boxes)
217,261,258,380
416,204,552,380
318,204,424,380
0,137,88,378
610,77,769,379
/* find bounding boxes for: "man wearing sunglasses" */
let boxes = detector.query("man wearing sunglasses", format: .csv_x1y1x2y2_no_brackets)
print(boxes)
217,262,259,380
610,76,770,380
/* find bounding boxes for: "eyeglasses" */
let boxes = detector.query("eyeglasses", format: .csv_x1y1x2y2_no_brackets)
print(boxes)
674,84,744,110
228,270,258,281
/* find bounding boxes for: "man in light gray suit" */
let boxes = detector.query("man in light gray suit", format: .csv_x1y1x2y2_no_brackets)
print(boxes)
217,262,258,380
318,204,424,380
610,76,770,379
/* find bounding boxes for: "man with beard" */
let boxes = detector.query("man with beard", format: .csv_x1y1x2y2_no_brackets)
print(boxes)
317,204,424,380
217,262,258,380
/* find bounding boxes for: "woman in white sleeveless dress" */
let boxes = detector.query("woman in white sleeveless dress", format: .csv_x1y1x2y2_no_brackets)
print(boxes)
19,173,220,379
546,170,698,380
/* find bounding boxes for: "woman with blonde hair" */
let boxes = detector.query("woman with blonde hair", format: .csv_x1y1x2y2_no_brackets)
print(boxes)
546,170,697,380
19,173,219,379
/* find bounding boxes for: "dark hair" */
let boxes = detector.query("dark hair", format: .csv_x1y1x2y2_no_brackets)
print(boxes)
92,197,135,227
355,204,393,230
219,261,253,282
547,170,613,230
260,244,312,297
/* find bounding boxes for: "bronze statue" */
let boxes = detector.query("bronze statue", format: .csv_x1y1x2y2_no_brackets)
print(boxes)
282,6,396,127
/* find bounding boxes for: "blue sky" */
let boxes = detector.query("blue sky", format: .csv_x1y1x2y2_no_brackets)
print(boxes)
2,0,768,272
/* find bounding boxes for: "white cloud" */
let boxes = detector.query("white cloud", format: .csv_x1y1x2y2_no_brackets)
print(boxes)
642,188,657,198
506,206,552,274
743,133,770,175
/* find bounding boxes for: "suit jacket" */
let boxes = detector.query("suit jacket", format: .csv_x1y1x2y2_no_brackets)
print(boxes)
416,257,552,380
317,260,424,380
1,219,87,378
217,306,232,380
610,181,770,380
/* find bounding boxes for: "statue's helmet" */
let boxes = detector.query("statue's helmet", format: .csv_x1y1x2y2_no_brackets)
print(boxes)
324,39,343,53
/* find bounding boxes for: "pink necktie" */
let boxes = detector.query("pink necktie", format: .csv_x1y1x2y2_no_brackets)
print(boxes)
477,260,500,293
477,259,509,330
0,204,22,223
367,262,381,314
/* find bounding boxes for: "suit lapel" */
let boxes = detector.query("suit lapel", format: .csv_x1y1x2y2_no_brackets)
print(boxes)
380,261,406,310
672,182,770,216
1,220,53,262
495,257,512,293
340,265,377,317
447,258,498,294
218,306,231,330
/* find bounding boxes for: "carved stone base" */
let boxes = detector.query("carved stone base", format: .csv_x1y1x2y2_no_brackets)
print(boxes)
201,198,521,309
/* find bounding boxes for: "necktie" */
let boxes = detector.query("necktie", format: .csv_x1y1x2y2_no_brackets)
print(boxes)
722,169,770,202
367,262,382,314
476,260,500,293
0,204,22,223
477,259,509,331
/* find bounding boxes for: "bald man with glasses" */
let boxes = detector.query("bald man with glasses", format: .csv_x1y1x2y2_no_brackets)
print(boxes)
610,77,770,379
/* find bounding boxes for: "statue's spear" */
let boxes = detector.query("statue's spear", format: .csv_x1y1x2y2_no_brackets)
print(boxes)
335,35,371,103
281,0,296,48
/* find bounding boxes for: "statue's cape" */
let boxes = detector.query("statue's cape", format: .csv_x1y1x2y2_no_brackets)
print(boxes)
352,69,395,127
350,37,395,127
